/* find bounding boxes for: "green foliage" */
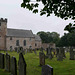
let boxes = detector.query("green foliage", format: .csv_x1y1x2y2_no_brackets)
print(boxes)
57,32,75,47
0,51,75,75
37,31,60,44
21,0,75,33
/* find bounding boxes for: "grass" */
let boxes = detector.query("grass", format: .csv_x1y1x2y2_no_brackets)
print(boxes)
0,50,75,75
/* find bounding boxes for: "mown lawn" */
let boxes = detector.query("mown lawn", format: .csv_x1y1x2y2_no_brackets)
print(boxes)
0,50,75,75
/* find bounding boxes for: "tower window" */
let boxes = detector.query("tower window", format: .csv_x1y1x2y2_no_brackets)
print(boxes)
10,37,12,40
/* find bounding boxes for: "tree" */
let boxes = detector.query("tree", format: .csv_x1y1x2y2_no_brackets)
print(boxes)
57,32,75,47
37,31,60,44
21,0,75,32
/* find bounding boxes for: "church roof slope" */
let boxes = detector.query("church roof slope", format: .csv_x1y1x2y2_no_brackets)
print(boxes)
34,34,41,41
6,28,34,38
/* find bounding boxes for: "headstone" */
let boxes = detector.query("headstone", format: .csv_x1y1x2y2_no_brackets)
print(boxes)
42,65,53,75
11,56,17,75
5,53,10,72
0,53,5,69
61,47,66,58
70,47,75,60
26,49,27,54
41,47,43,53
56,47,59,57
34,49,37,55
39,52,45,66
57,48,63,61
14,47,17,52
18,53,27,75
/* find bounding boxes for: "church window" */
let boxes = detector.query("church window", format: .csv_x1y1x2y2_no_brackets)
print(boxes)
16,40,19,46
10,37,12,40
35,43,37,46
24,40,26,46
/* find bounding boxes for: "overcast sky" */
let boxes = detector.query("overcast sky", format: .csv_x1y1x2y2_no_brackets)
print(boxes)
0,0,74,37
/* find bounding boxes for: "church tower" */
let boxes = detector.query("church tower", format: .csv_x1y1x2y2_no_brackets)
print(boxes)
0,18,7,50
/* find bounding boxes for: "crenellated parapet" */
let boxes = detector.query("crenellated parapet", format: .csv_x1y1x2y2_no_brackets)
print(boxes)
0,18,7,22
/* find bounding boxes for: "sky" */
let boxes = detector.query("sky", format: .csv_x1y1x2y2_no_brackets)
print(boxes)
0,0,74,37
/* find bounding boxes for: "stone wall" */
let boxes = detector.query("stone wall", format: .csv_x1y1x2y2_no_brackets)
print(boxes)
0,18,7,50
6,37,35,50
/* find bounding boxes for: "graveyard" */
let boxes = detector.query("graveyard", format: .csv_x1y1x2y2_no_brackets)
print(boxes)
0,48,75,75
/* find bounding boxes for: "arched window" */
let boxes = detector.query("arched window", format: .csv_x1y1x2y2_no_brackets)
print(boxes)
16,40,19,46
24,40,26,46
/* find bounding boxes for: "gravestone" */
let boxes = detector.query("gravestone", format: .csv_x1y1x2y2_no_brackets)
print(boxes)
0,53,5,69
41,47,44,53
42,65,53,75
56,47,59,57
26,49,27,54
14,47,17,52
34,49,37,55
46,47,53,59
5,53,10,72
70,47,75,60
18,53,27,75
57,48,63,61
11,56,17,75
39,52,45,66
61,47,66,58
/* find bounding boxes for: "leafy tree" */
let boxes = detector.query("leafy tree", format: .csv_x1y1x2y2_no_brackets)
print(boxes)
37,31,49,43
21,0,75,32
57,32,75,47
37,31,60,43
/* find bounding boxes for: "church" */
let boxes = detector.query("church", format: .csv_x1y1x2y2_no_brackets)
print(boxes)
0,18,42,50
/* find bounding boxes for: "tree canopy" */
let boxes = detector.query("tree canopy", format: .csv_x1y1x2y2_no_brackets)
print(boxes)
21,0,75,32
37,31,60,43
56,32,75,47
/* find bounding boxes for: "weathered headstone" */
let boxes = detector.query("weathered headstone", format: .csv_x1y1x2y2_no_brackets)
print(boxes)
57,48,63,61
39,52,45,66
70,47,75,60
60,47,66,58
11,56,17,75
42,65,53,75
5,53,10,72
34,49,37,55
18,53,27,75
56,47,59,57
0,53,5,69
14,47,17,52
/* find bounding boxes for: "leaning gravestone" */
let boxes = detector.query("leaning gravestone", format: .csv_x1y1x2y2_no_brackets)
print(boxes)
70,47,75,60
42,65,53,75
0,53,5,69
5,53,10,72
11,56,17,75
18,53,27,75
39,52,45,66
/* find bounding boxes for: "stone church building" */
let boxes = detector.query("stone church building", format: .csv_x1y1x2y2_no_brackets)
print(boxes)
0,18,42,50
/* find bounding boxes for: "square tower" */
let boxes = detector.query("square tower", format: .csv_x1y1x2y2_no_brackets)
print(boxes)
0,18,7,50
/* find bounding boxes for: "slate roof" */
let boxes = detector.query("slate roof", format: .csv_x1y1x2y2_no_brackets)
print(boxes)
6,28,34,38
34,34,41,41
